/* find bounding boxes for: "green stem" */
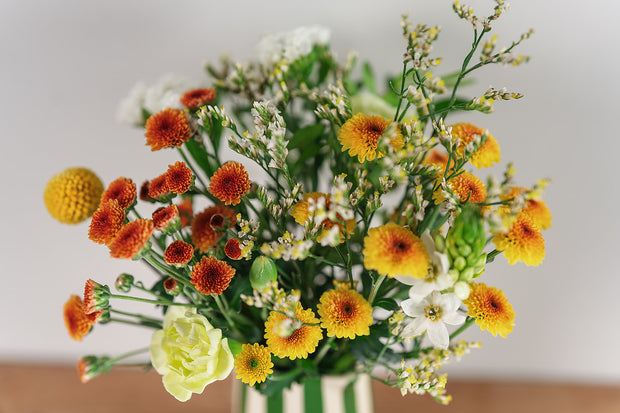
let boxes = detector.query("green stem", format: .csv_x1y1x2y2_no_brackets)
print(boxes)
110,347,150,364
450,316,475,340
213,295,236,330
393,63,409,122
368,273,387,305
109,309,163,325
314,336,336,366
109,294,193,308
108,317,161,329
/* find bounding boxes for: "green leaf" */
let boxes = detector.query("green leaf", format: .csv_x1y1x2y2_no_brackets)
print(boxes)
288,124,325,150
373,298,399,312
433,97,469,116
362,62,377,94
184,138,213,177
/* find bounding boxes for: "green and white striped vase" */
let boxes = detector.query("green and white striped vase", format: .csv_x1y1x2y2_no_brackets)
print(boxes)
233,374,374,413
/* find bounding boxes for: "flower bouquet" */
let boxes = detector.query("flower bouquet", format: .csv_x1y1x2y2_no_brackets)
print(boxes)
47,1,551,409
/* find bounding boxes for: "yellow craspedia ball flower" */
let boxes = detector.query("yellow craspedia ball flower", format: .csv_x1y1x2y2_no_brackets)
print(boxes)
44,167,104,224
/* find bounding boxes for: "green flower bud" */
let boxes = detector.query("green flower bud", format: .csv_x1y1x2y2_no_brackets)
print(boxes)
249,256,278,290
115,273,134,293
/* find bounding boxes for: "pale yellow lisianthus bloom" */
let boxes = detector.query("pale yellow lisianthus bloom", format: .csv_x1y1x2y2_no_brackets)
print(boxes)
150,306,234,401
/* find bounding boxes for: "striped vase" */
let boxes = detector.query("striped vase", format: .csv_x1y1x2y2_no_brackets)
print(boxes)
233,374,374,413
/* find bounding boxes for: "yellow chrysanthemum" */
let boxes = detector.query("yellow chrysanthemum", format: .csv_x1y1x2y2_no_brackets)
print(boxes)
290,192,356,242
499,187,552,230
363,223,430,278
264,303,323,360
234,343,274,386
493,212,545,266
464,283,515,338
44,167,104,224
338,113,404,162
451,123,501,168
450,171,487,204
317,288,373,339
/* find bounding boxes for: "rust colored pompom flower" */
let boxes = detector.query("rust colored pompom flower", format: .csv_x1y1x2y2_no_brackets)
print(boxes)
152,205,179,231
63,295,101,341
83,279,110,315
139,180,152,201
101,177,137,210
451,122,501,168
191,256,236,295
363,223,430,278
144,108,191,151
164,240,194,265
88,200,126,245
224,238,243,260
108,219,154,259
177,198,193,228
44,167,104,224
338,113,404,162
147,174,170,200
493,212,545,266
165,161,193,194
449,171,487,204
464,283,515,338
264,303,323,360
191,205,237,252
208,162,251,206
180,88,217,108
317,288,373,339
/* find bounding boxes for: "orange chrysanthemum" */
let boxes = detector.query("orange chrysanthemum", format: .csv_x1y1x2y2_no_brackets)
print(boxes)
108,219,154,259
63,295,101,341
165,161,193,194
264,303,323,360
44,167,104,224
88,200,126,245
500,187,552,230
290,192,356,242
101,177,137,210
191,256,236,295
152,205,179,231
177,198,193,228
234,343,274,387
422,149,451,173
164,240,194,265
148,174,170,200
464,283,515,338
338,113,404,162
451,123,501,168
208,161,251,206
180,88,217,108
317,288,373,339
449,171,487,204
363,223,430,278
492,212,545,266
224,238,243,260
144,108,191,151
191,205,237,252
139,180,152,201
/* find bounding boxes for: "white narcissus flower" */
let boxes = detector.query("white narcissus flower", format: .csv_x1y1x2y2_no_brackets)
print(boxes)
400,291,465,349
395,230,453,297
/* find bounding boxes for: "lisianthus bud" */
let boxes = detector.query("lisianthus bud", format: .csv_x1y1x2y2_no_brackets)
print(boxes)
163,278,181,296
115,273,134,293
249,256,278,290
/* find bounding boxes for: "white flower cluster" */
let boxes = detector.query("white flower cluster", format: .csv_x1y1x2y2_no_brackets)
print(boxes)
252,100,288,169
260,231,314,261
257,25,330,67
240,281,301,318
311,82,351,126
116,74,201,126
401,16,442,70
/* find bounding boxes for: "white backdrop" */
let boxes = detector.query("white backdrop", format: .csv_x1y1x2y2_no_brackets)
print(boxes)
1,0,619,384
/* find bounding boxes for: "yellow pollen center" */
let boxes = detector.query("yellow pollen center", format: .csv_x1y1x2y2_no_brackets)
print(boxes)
425,305,442,321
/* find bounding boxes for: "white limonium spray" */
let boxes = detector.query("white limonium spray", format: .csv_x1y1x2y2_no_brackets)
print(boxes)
401,291,465,349
257,25,330,67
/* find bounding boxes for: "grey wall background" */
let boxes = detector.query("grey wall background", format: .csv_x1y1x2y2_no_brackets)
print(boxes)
1,0,619,383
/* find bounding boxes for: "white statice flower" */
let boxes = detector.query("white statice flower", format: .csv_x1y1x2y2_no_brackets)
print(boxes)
143,74,199,115
395,231,453,297
257,25,330,67
116,74,203,126
116,81,147,126
401,291,465,349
